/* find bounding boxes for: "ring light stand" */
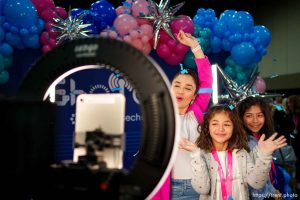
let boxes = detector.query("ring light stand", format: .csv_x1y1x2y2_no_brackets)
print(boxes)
17,37,179,199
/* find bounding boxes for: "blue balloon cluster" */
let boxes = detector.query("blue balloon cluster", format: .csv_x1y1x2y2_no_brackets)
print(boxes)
224,57,257,85
0,0,46,85
71,0,117,35
189,8,271,67
1,0,44,52
0,54,12,84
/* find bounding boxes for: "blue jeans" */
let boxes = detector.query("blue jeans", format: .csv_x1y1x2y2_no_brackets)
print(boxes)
171,179,200,200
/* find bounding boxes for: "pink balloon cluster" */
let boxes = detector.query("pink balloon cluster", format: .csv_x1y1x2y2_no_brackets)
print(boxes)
31,0,67,54
253,75,266,93
156,15,194,65
100,0,153,55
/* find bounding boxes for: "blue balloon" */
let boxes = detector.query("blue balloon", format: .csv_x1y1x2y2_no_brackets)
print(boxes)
0,0,7,13
0,70,9,85
23,34,40,49
4,0,38,28
219,10,237,25
224,66,236,79
20,28,29,37
229,33,242,43
71,8,84,17
228,11,254,34
3,55,13,67
222,38,232,51
0,54,4,71
225,56,235,66
91,0,117,31
253,25,271,47
213,22,227,38
0,43,13,56
250,53,262,64
5,32,23,48
36,19,45,32
183,51,197,69
0,27,5,42
231,42,256,66
10,25,18,34
237,71,246,81
210,36,222,53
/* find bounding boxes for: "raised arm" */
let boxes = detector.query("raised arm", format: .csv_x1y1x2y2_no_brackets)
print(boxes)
246,148,272,189
177,30,213,123
247,133,287,188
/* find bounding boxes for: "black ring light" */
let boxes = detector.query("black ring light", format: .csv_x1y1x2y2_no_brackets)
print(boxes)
17,37,178,199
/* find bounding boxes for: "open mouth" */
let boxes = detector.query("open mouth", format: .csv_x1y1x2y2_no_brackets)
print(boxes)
176,96,183,102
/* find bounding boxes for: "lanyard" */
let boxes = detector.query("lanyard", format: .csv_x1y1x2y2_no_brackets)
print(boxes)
212,149,233,200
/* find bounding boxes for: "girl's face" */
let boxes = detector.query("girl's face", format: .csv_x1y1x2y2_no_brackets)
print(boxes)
243,105,265,134
209,111,233,147
171,74,196,113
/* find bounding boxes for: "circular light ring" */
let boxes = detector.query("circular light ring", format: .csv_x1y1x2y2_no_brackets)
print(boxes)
17,37,177,199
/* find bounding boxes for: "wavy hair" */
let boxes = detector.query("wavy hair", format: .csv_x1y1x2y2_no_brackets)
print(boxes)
195,105,249,152
237,97,274,138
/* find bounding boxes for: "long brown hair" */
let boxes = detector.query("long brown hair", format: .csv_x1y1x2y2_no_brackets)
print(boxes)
196,105,250,152
237,97,274,138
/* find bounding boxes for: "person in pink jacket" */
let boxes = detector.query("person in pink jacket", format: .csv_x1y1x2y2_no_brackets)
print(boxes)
151,30,213,200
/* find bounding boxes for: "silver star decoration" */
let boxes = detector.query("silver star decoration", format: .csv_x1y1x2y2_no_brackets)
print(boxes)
51,10,92,45
216,64,283,105
139,0,185,49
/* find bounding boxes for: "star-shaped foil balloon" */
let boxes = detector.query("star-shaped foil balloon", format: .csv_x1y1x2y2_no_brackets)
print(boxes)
216,64,283,106
51,10,92,45
139,0,185,49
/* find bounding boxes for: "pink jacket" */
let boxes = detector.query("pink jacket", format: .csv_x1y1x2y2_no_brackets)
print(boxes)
151,57,213,200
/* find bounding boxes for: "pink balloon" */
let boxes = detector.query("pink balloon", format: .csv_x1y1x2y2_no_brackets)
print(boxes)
48,30,59,38
167,40,176,50
100,31,109,37
123,35,132,43
40,32,50,45
141,35,150,44
55,7,67,19
165,53,184,65
129,30,139,39
253,76,266,93
108,31,118,39
42,44,52,54
142,43,152,54
158,30,172,43
45,22,54,31
113,14,138,36
131,0,149,17
131,39,143,50
48,38,57,48
157,44,171,59
171,15,194,35
31,0,55,15
116,6,127,16
174,43,189,56
41,9,57,22
140,24,153,38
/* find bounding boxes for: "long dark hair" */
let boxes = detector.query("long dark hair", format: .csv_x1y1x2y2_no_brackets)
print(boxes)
237,97,274,138
195,105,250,152
172,69,199,95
